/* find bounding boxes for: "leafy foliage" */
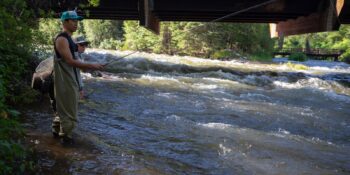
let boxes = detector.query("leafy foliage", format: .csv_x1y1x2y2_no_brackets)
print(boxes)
285,62,309,70
250,51,274,62
99,38,124,50
0,118,37,175
283,25,350,63
123,21,161,52
0,0,39,173
83,20,124,48
339,50,350,63
123,21,274,58
88,0,100,7
36,18,62,46
0,0,38,108
289,52,307,62
211,50,238,59
34,19,274,59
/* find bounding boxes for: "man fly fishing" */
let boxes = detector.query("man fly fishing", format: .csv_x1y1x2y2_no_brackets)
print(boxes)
53,10,104,146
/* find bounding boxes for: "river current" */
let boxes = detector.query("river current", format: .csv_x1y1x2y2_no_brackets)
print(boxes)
26,49,350,174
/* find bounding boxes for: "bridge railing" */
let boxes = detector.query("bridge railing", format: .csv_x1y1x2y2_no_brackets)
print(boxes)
274,48,344,55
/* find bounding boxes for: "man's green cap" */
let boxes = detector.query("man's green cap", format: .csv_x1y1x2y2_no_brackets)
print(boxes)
60,11,83,21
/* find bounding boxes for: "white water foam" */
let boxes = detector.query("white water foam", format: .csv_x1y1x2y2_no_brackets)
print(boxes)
273,58,350,74
239,93,272,102
273,77,350,102
197,123,233,130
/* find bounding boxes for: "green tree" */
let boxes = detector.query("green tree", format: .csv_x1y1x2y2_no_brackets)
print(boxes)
83,19,124,48
0,0,37,107
122,21,273,59
283,25,350,63
123,21,160,52
0,0,39,173
36,18,62,45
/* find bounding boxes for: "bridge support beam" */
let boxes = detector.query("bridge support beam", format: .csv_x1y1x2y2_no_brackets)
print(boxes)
271,0,344,37
139,0,160,34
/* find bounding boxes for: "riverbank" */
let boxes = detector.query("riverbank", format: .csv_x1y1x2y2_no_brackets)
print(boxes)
21,91,163,174
22,97,101,174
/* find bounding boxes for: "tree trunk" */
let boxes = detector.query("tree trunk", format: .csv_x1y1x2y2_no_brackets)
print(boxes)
278,34,284,50
305,34,311,54
162,25,172,54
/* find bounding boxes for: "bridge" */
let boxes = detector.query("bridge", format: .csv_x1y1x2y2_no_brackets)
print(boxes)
30,0,350,36
273,48,345,61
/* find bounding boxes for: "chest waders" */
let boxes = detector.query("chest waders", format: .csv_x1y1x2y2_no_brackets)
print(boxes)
52,32,81,138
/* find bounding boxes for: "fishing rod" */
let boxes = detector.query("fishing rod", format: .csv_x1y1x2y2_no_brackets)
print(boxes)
103,51,138,66
186,0,278,32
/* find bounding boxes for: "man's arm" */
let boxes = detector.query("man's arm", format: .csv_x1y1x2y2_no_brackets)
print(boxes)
55,37,104,70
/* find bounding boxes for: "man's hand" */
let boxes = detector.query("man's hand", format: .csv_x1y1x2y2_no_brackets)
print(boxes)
89,63,104,70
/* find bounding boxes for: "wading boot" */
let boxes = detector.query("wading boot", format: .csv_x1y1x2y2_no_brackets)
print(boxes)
60,136,75,146
51,114,60,138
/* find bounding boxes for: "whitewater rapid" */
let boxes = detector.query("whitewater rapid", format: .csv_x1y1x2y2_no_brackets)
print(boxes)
29,49,350,174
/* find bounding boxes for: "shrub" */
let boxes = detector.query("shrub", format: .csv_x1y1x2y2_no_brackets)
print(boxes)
211,50,237,59
1,0,42,174
0,116,36,174
289,52,307,62
339,49,350,64
286,62,309,70
250,51,273,62
0,78,6,113
99,38,124,50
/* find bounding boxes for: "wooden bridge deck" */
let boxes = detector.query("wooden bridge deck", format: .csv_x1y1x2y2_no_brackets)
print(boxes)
31,0,350,36
273,48,344,61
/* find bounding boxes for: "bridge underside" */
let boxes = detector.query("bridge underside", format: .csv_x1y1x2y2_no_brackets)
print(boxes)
31,0,350,36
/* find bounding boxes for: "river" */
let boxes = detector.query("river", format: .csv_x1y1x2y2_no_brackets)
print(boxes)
24,49,350,175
